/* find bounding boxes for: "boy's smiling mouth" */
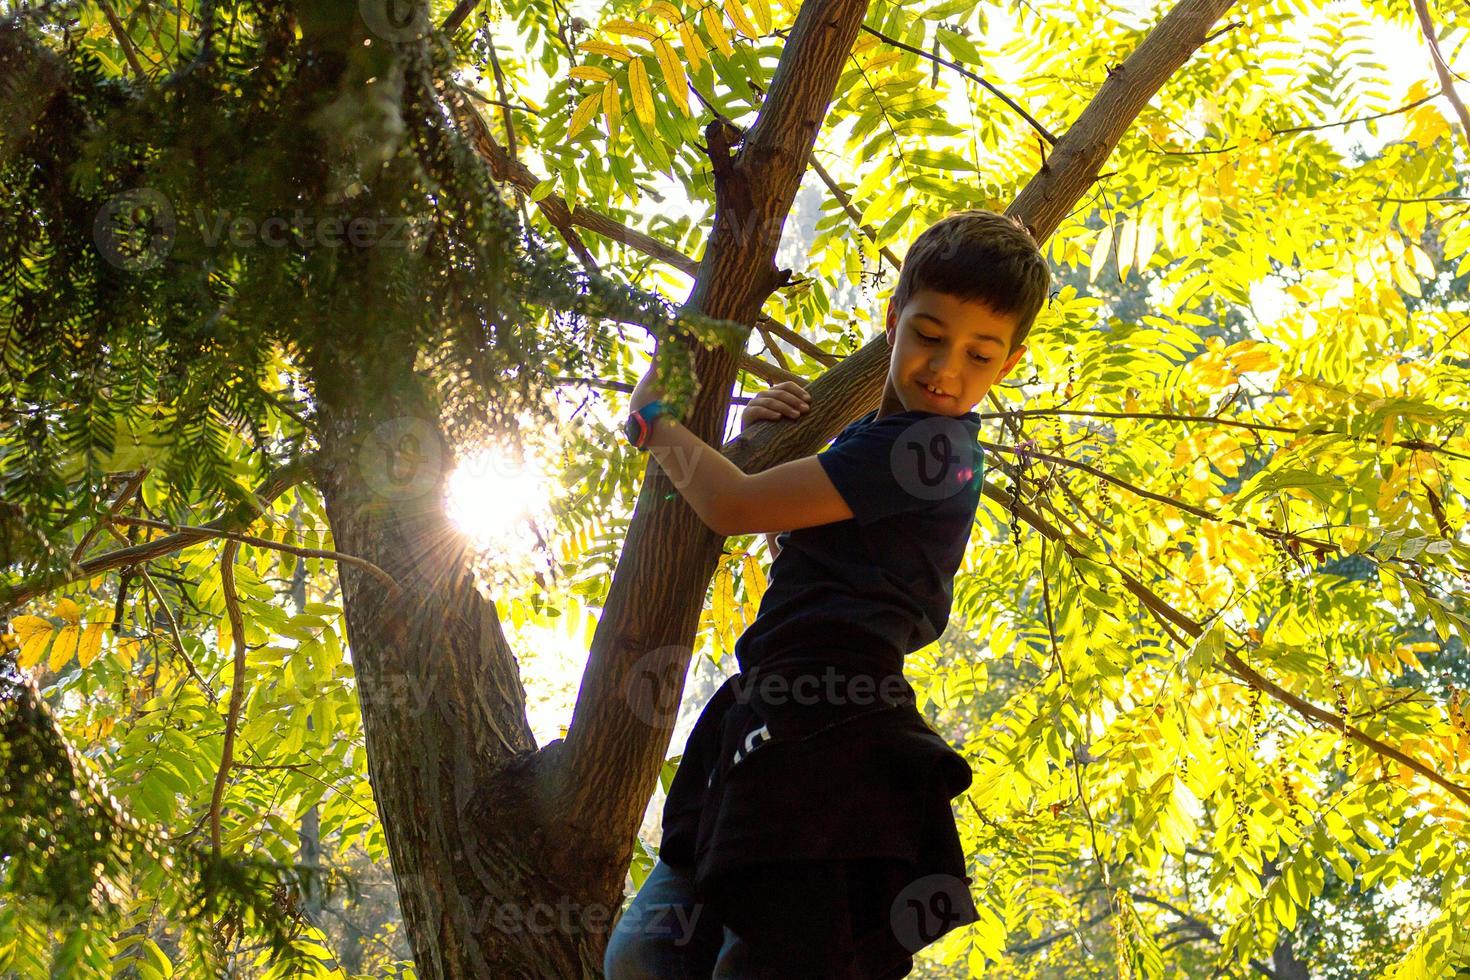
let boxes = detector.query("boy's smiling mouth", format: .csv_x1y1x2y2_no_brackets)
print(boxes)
915,380,954,405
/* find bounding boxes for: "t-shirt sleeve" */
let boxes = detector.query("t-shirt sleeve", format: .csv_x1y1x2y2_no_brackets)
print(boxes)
817,414,985,527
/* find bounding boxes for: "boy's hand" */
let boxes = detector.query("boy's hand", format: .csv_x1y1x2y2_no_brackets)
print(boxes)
740,381,812,433
630,360,663,415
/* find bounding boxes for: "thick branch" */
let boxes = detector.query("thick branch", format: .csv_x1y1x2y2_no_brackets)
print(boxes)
1008,0,1242,242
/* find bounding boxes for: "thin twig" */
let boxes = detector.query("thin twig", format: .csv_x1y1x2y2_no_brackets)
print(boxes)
100,523,218,700
210,540,245,856
137,563,219,704
857,24,1058,145
807,152,903,270
980,406,1470,463
983,481,1470,810
96,0,148,77
71,468,149,565
109,514,402,599
979,440,1339,552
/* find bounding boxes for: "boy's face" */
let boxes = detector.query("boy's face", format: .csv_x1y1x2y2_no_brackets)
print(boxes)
879,288,1028,418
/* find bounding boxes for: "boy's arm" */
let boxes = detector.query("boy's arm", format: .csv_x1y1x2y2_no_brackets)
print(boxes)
629,365,851,537
764,532,782,558
633,414,853,536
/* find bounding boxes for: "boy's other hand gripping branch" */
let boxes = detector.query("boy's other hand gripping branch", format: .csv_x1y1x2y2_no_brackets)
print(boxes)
738,382,813,558
627,368,848,540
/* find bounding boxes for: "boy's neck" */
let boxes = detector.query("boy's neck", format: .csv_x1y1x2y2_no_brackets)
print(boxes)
875,379,905,420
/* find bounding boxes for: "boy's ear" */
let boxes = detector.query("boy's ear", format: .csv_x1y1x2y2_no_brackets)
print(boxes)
995,344,1027,382
884,299,897,344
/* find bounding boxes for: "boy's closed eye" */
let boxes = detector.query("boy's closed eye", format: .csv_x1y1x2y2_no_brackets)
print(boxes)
915,331,990,363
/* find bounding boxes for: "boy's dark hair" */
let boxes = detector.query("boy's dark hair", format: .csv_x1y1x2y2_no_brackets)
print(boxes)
891,209,1051,353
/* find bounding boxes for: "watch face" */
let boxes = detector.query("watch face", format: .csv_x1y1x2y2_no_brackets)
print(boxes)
623,414,643,446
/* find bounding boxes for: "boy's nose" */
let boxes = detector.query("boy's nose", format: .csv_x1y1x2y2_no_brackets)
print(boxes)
928,354,961,379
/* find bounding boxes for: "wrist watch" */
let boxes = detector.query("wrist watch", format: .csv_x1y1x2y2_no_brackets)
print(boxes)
624,399,671,451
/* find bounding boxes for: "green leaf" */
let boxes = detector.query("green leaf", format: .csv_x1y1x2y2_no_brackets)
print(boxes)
935,27,979,65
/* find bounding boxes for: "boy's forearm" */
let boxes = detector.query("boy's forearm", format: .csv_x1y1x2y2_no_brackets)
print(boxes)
641,414,745,536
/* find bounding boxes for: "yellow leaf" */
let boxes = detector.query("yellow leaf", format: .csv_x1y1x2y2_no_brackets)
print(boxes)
1408,242,1435,279
644,0,682,21
703,5,733,56
10,615,53,642
725,0,758,37
678,22,706,74
1378,414,1397,453
740,556,765,624
78,623,108,668
628,57,655,127
1088,224,1113,284
578,39,633,62
716,564,740,647
747,0,772,34
602,17,657,41
54,598,81,625
741,553,768,607
569,88,603,139
1404,103,1449,148
1389,248,1421,298
1134,218,1157,271
115,637,139,668
602,80,622,140
1161,198,1180,253
1229,344,1279,373
18,629,51,669
570,65,613,82
653,40,690,117
863,50,901,73
49,625,79,672
1116,217,1137,280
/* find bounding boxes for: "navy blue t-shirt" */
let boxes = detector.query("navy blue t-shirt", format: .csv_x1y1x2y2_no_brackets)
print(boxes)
655,407,989,971
731,407,986,681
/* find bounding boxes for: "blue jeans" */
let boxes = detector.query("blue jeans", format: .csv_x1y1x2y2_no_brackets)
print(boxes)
604,858,756,978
